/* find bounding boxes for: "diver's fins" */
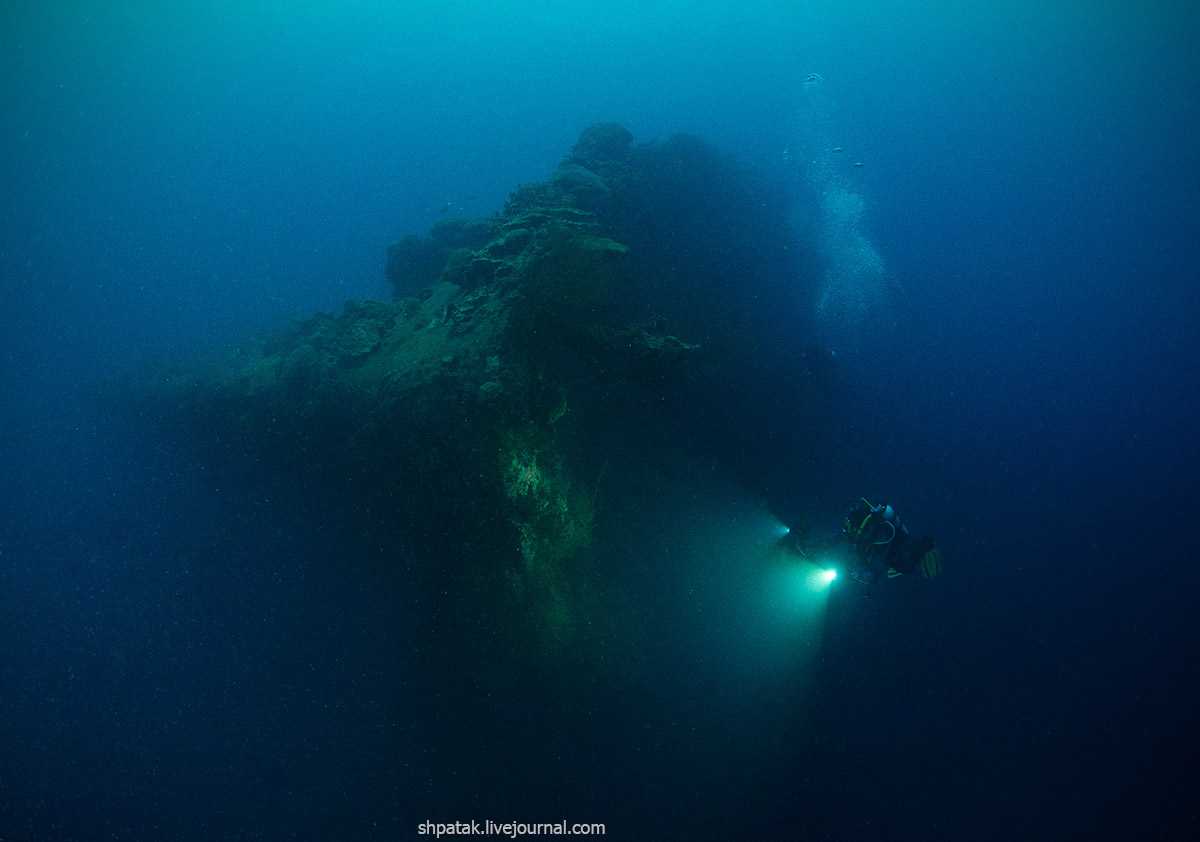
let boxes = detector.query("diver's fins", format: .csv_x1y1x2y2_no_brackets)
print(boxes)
919,542,941,578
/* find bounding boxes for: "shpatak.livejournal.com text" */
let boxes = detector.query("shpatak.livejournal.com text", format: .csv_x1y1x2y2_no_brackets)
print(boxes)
418,820,605,837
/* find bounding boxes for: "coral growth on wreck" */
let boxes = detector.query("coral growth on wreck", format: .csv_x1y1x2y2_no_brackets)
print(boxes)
128,123,824,684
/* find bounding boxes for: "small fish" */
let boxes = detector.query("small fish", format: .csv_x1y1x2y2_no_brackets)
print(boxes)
853,161,864,168
437,202,451,215
832,146,843,153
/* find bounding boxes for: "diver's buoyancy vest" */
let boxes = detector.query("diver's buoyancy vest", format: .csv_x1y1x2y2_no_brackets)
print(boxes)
855,503,909,565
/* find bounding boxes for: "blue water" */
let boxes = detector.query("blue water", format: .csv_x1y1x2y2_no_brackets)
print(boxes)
3,1,1198,839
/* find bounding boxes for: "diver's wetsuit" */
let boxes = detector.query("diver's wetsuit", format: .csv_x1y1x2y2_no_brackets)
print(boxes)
786,499,939,587
846,502,909,585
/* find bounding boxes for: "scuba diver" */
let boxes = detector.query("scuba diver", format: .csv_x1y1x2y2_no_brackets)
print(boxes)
783,498,941,590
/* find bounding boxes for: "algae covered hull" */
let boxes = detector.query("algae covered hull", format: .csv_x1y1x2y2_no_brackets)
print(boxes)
134,123,829,671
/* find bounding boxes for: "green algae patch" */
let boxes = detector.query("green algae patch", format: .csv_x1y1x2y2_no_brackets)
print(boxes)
499,432,595,655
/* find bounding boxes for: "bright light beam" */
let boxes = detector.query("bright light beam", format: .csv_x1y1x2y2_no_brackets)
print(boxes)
767,516,792,541
767,559,837,615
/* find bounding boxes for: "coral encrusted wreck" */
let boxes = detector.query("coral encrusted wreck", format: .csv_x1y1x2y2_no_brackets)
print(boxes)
136,123,821,678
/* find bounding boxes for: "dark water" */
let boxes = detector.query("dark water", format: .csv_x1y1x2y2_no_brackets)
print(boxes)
3,2,1198,840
